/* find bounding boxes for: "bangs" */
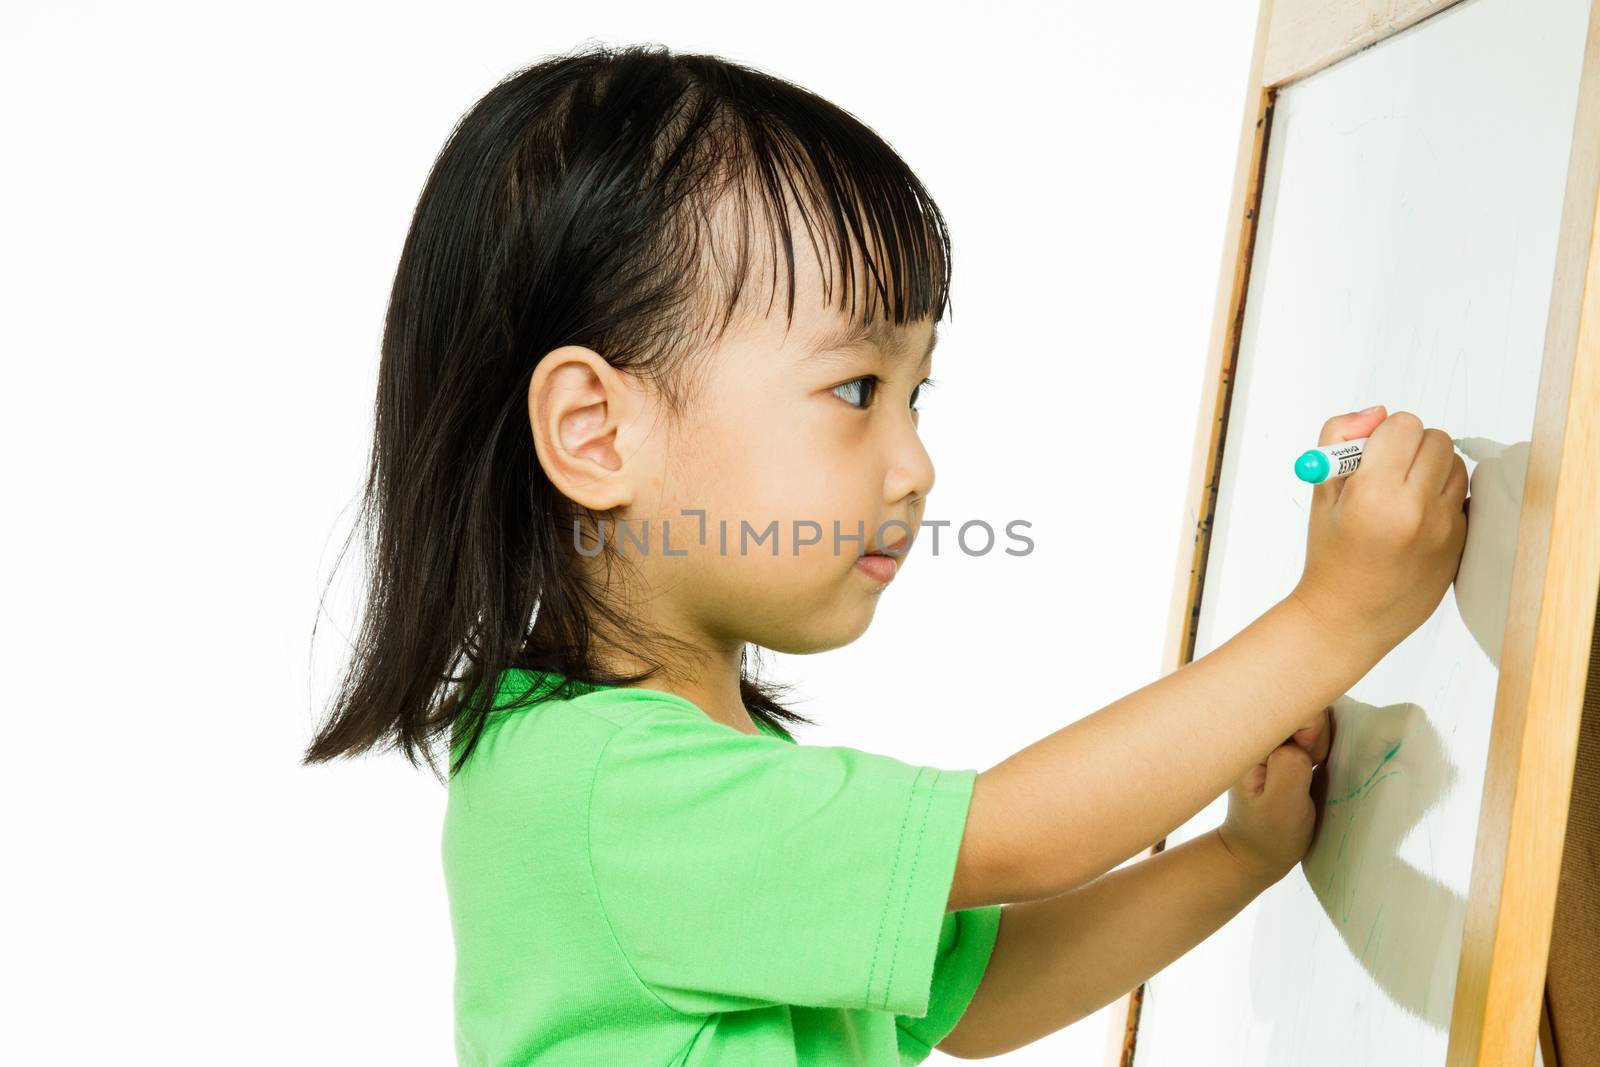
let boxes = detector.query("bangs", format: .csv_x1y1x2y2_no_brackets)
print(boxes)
647,55,955,351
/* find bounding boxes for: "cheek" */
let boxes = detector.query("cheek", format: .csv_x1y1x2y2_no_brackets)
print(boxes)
687,405,854,526
656,390,879,585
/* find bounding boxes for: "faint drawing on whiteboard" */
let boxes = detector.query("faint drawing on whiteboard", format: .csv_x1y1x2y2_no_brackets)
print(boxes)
1290,697,1462,1030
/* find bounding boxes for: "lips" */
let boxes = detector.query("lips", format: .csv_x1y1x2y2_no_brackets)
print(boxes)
864,532,911,557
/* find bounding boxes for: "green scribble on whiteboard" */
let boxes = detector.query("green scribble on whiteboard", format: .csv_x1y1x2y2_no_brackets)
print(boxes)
1361,901,1386,963
1321,739,1408,923
1327,740,1404,807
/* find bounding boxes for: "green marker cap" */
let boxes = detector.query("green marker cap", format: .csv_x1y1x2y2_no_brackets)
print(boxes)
1294,449,1331,484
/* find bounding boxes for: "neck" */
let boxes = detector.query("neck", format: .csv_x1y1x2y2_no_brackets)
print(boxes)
569,613,760,736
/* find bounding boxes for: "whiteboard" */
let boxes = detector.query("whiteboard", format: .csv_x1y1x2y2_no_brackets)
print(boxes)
1135,1,1591,1064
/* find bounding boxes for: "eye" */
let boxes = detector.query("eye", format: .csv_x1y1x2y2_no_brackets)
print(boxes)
831,376,879,409
832,376,939,411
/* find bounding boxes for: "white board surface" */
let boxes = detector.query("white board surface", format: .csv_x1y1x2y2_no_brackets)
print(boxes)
1134,0,1591,1064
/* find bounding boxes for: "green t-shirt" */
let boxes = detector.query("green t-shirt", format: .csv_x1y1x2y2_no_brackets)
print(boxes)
442,668,1002,1066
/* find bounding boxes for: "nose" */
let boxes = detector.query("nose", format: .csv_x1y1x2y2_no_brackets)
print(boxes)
884,426,936,504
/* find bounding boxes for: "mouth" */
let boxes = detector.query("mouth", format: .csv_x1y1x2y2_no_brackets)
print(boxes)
862,532,912,558
856,530,911,584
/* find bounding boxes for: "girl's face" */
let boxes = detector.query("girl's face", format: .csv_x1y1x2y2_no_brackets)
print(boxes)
533,237,938,659
651,290,937,655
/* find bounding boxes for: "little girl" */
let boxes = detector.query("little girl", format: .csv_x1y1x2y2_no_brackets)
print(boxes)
303,42,1468,1066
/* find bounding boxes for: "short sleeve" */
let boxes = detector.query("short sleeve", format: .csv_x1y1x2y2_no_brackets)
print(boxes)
587,701,981,1017
894,905,1003,1064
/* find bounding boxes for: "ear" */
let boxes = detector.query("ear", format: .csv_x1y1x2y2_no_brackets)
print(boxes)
528,346,645,511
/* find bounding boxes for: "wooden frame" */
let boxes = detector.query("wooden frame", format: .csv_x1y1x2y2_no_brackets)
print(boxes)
1106,1,1600,1065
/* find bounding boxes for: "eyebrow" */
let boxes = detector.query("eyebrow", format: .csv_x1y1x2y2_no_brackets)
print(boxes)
803,319,940,367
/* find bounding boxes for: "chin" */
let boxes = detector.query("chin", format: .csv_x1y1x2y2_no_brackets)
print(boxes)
758,599,879,655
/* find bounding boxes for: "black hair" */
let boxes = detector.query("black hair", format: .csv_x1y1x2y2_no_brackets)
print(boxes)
302,41,954,780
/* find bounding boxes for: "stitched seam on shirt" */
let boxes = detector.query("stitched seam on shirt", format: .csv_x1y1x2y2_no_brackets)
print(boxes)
883,768,937,1011
867,764,927,1011
585,719,688,1017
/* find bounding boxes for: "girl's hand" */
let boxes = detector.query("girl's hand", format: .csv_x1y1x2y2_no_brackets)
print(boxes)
1216,706,1334,887
1292,406,1469,663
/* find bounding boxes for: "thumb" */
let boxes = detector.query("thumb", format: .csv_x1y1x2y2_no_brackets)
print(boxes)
1313,404,1387,511
1262,742,1314,801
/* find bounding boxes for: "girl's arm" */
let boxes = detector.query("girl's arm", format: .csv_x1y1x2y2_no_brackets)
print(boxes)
949,593,1360,908
936,828,1271,1059
949,407,1467,910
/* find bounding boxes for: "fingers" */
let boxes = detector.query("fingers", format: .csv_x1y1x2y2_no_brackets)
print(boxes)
1317,405,1387,447
1292,706,1334,765
1358,410,1424,484
1262,742,1314,800
1314,405,1387,509
1407,427,1455,490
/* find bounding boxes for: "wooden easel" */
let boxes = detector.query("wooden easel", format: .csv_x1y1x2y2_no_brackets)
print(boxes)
1105,2,1600,1065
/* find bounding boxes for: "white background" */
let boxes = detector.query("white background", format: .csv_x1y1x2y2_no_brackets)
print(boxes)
3,1,1259,1062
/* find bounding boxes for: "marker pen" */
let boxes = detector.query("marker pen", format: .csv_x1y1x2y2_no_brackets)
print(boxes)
1293,436,1467,483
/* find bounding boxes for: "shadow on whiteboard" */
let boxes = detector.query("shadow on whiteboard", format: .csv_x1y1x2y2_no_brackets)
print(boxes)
1258,697,1463,1032
1237,440,1530,1041
1454,437,1531,668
